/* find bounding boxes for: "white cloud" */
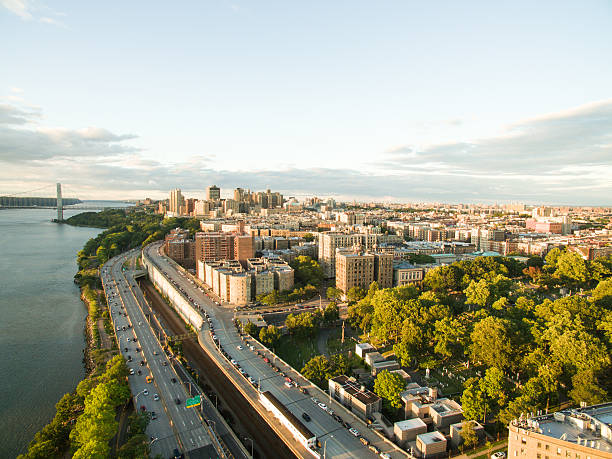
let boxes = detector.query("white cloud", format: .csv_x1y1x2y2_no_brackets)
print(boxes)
1,0,65,25
0,0,33,19
0,100,610,205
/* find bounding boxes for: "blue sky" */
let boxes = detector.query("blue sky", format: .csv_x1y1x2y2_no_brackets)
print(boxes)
1,1,611,204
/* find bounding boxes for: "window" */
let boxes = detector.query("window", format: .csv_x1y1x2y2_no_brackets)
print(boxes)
537,454,541,459
522,438,527,445
557,448,561,455
545,445,550,451
538,443,542,449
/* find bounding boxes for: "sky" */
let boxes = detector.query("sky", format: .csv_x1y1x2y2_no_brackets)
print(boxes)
1,1,611,205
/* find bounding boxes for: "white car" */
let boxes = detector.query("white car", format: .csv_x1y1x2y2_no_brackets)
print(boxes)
230,359,238,365
143,389,149,396
318,403,327,410
237,345,243,350
129,368,135,375
349,428,360,437
491,453,507,459
153,394,160,401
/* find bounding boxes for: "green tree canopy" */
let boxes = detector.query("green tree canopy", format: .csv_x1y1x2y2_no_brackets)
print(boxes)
374,370,405,409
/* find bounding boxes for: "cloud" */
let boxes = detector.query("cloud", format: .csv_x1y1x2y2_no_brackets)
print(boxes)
1,0,65,26
0,100,610,205
0,0,32,19
0,103,138,162
381,99,612,177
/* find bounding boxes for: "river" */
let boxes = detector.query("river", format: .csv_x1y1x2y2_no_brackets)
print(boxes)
0,203,129,457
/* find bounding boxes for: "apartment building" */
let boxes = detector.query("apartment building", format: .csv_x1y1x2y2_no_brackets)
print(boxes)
206,184,220,201
164,228,195,268
318,232,362,277
508,403,612,459
335,248,393,293
393,261,425,287
329,375,382,421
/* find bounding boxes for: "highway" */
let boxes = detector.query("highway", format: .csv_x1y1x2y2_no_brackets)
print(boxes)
102,250,220,459
144,242,409,459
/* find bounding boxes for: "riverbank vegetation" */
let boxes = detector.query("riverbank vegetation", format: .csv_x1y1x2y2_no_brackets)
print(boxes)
18,355,132,459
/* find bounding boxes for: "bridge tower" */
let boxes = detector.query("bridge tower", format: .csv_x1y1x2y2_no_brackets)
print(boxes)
56,182,63,221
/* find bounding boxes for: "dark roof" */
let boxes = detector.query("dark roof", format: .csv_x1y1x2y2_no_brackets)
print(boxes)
261,391,315,441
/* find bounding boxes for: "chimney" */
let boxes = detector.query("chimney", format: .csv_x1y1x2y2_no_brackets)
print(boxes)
428,387,438,400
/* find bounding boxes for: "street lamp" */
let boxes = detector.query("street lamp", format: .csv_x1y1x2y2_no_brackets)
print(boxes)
323,435,334,459
134,389,147,406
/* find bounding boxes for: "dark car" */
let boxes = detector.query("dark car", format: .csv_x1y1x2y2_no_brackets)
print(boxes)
140,360,145,366
302,412,311,422
171,377,177,383
127,356,132,362
124,347,128,352
137,369,142,375
299,387,309,395
175,398,181,405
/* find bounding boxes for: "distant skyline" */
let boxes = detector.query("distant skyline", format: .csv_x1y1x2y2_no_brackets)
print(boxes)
1,1,611,205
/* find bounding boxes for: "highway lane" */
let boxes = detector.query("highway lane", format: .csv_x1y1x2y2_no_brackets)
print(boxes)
103,251,218,459
144,242,407,459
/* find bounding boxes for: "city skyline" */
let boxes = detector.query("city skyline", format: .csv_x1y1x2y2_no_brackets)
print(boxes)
1,1,611,205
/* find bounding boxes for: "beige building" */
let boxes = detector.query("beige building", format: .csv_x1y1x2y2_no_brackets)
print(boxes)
416,431,447,458
508,404,612,459
394,418,427,446
169,188,184,215
206,184,220,201
402,385,464,429
393,262,426,287
336,250,374,293
335,248,393,293
329,375,382,421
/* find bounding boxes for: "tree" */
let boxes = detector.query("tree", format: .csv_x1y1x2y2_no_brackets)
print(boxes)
323,302,339,325
461,378,488,422
434,317,467,360
460,421,479,450
259,325,281,347
374,370,405,409
555,252,590,288
302,233,315,242
243,321,258,336
301,355,332,387
326,287,343,301
568,370,608,406
290,256,324,287
469,316,513,369
424,265,464,292
346,286,367,303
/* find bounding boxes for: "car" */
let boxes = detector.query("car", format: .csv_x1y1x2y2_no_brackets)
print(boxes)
140,405,146,412
171,378,177,383
162,361,168,366
349,428,360,437
133,337,137,342
491,453,507,459
263,357,270,363
137,369,142,375
230,359,238,365
299,387,309,395
326,408,334,416
302,412,311,422
153,351,158,355
284,381,292,388
311,397,319,404
211,334,217,340
360,437,370,446
380,454,391,459
153,394,159,401
143,389,149,396
136,347,141,352
140,360,145,366
150,411,157,420
175,398,181,405
238,368,245,374
127,337,131,342
129,368,135,375
116,326,121,331
343,421,352,429
369,445,380,454
318,403,327,410
333,414,342,422
237,345,243,350
124,347,128,352
127,356,132,362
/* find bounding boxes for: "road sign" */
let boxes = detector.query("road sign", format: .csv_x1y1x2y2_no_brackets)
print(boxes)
186,395,201,408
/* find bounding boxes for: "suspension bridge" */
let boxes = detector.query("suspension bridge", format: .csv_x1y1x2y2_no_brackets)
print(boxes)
0,183,126,221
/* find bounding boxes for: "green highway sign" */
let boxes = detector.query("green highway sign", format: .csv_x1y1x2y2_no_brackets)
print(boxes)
185,395,201,408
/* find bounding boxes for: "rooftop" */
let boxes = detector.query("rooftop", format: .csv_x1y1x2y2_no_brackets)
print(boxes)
512,403,612,454
396,418,427,431
418,431,447,445
330,375,381,405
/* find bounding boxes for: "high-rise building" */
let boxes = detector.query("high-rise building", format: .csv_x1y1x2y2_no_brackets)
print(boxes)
318,232,362,278
336,250,375,293
206,185,221,201
169,189,184,215
234,235,254,267
194,232,235,278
